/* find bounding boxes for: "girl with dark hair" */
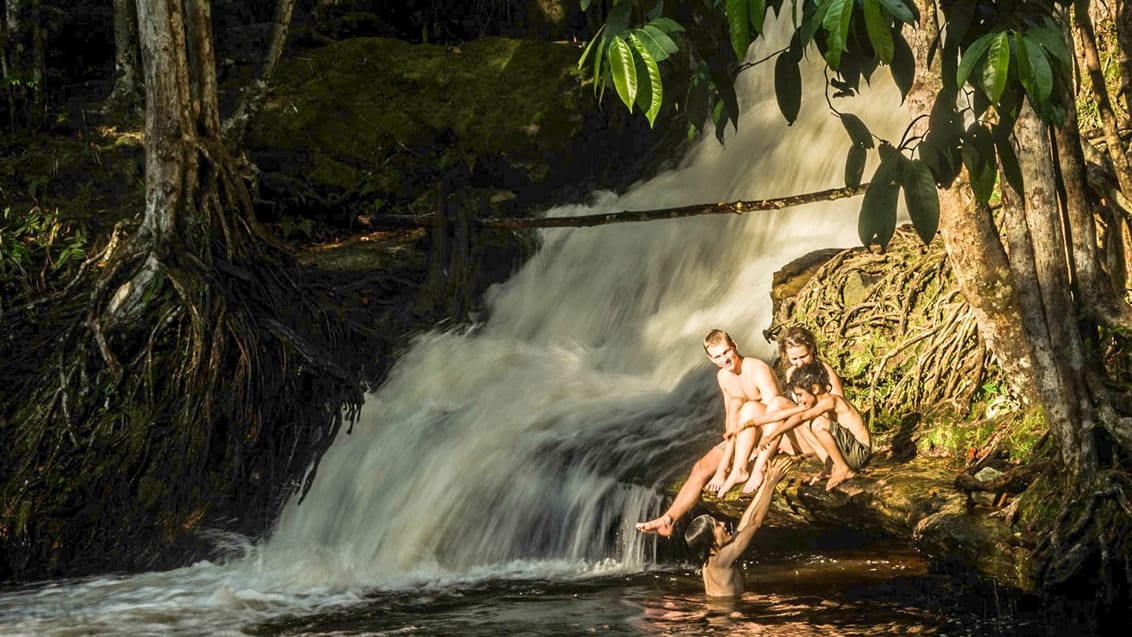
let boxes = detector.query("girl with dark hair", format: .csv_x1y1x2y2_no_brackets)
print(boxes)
779,326,844,397
683,456,797,597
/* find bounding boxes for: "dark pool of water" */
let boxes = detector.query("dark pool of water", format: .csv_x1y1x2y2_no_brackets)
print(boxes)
245,533,1070,637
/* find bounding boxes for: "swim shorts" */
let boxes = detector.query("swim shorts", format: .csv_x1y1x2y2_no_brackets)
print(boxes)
828,420,870,470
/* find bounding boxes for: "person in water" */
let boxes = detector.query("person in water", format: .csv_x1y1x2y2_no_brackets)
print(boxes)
727,359,870,491
635,330,803,537
778,326,844,397
683,455,798,597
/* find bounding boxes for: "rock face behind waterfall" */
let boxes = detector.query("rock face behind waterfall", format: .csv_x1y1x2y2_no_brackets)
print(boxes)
692,226,1042,593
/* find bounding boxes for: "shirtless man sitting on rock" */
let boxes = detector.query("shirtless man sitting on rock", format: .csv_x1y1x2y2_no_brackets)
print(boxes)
635,329,803,537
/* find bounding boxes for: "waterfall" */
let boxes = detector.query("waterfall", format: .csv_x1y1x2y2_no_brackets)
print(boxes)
254,38,908,591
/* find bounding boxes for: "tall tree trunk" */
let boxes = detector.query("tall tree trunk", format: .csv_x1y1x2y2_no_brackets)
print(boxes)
903,4,1039,406
1003,104,1098,477
107,0,142,116
222,0,296,147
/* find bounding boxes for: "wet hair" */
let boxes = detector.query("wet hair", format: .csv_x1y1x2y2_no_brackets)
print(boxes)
779,326,820,360
788,359,830,394
684,514,718,562
703,329,735,352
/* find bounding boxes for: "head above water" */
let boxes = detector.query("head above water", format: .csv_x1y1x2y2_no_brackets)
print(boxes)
685,513,722,560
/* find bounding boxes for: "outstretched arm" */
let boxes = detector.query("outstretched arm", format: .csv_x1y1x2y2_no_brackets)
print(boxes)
712,456,799,569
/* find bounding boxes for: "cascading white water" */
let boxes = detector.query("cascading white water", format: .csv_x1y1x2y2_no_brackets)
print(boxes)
0,24,908,637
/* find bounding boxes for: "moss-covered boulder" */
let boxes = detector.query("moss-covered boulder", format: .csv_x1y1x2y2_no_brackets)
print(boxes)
249,36,668,228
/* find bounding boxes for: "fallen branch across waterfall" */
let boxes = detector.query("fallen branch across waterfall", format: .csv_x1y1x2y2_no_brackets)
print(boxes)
364,184,869,230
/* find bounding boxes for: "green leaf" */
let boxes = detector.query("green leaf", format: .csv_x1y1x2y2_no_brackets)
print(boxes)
649,17,686,34
877,0,916,24
577,24,605,71
956,31,996,87
803,0,832,47
1026,24,1070,70
749,0,767,34
845,145,867,188
774,52,802,124
581,0,594,11
642,23,679,55
822,0,854,70
1018,33,1053,104
944,0,976,50
891,34,915,101
901,159,940,243
863,0,894,64
860,149,902,248
981,31,1011,103
727,0,751,60
629,33,663,127
841,112,874,148
605,2,633,35
608,36,638,110
962,123,997,204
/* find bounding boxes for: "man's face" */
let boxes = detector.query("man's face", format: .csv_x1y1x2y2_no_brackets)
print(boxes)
785,344,814,368
706,342,738,372
792,385,818,408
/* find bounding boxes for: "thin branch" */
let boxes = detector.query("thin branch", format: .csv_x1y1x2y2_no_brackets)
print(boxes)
366,184,868,231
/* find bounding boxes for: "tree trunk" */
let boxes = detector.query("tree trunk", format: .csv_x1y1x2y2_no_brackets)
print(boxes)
903,4,1039,406
222,0,296,147
107,0,142,116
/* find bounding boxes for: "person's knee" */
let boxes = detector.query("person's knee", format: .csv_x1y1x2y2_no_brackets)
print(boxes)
810,417,830,433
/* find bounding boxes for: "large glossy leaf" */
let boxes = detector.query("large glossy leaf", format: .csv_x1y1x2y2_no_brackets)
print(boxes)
605,2,633,35
901,159,940,243
749,0,767,34
877,0,916,24
841,112,874,148
944,0,976,50
727,0,751,60
774,52,802,124
642,23,679,56
859,150,902,248
962,123,997,204
1027,23,1071,69
803,0,832,47
981,32,1011,103
822,0,854,70
863,0,894,64
845,144,867,188
956,31,996,87
608,36,638,110
629,33,663,127
891,34,915,101
1017,33,1053,104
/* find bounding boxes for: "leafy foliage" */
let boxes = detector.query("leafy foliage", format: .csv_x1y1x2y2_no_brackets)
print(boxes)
577,0,1074,250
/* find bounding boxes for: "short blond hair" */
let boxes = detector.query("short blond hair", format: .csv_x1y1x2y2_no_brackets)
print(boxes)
703,329,734,352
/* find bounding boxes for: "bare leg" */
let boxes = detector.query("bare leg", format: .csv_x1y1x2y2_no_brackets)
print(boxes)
809,416,855,490
716,426,757,496
717,401,771,496
636,444,726,536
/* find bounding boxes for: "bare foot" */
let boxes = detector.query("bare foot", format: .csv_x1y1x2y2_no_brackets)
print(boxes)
825,467,856,491
741,467,765,494
805,472,827,487
715,471,748,498
706,472,727,493
635,514,674,537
